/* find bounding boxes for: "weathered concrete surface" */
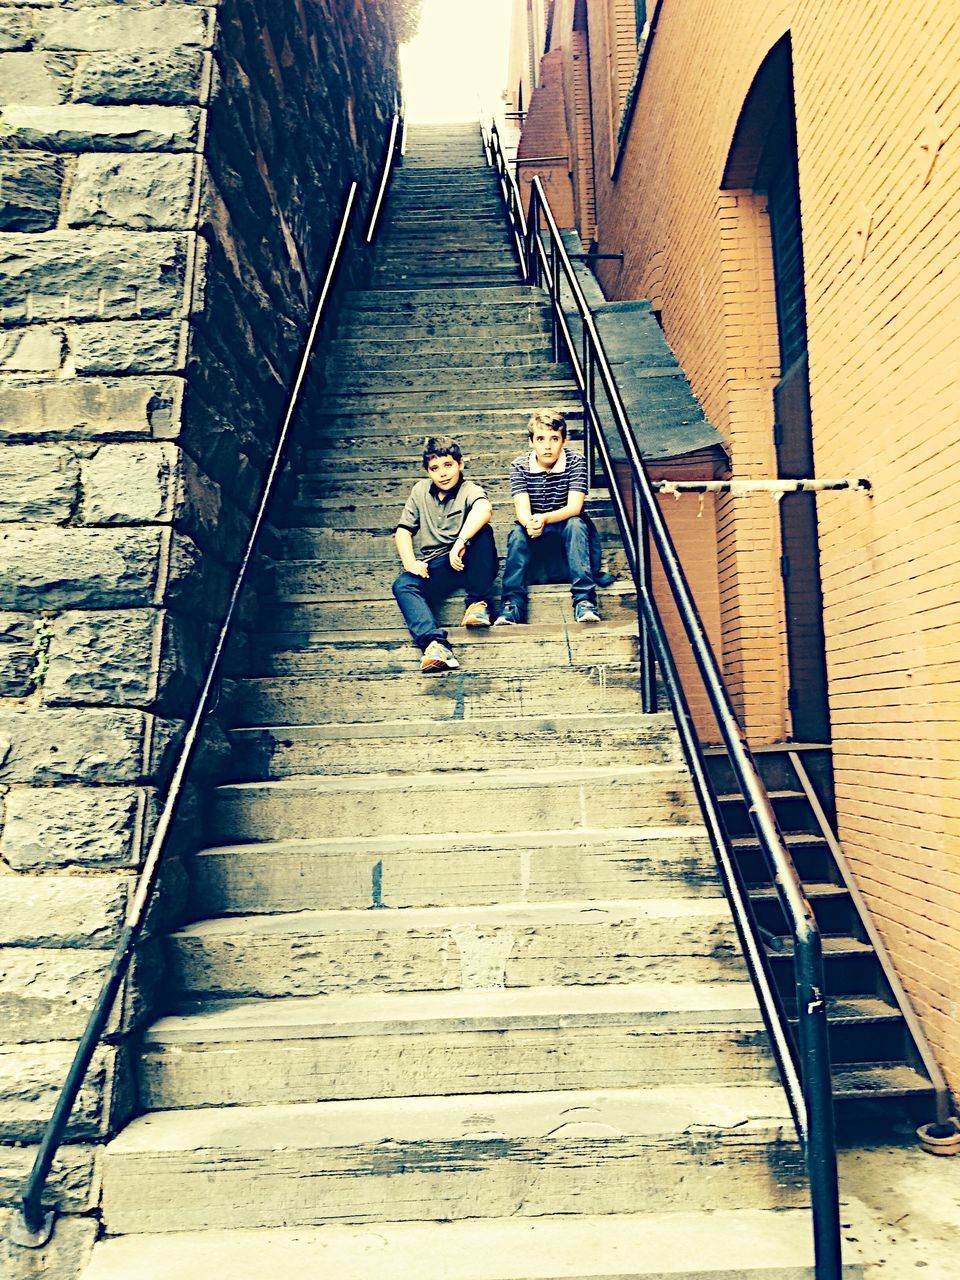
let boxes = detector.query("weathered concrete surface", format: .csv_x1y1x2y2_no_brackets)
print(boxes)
74,49,206,106
139,984,774,1109
99,1087,805,1234
0,611,37,696
75,1210,825,1280
169,900,741,999
69,322,183,374
191,826,719,916
0,1207,97,1280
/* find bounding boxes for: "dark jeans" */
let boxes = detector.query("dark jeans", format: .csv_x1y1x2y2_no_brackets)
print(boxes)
392,524,499,650
500,515,598,618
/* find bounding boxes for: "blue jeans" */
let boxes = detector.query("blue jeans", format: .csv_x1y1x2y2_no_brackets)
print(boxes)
500,516,597,619
392,524,499,650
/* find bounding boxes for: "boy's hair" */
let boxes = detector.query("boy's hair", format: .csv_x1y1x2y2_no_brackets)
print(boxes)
527,408,568,439
422,435,462,469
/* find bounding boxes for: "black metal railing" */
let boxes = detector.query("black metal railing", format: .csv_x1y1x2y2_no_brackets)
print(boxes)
484,120,842,1280
11,111,404,1250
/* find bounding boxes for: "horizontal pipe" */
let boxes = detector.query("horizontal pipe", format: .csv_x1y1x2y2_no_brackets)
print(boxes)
653,478,871,495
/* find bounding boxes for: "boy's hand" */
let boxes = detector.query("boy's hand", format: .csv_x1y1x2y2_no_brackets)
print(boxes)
524,515,544,538
449,538,467,571
408,559,429,578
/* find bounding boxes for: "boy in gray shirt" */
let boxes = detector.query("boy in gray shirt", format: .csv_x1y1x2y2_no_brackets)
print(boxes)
392,436,498,673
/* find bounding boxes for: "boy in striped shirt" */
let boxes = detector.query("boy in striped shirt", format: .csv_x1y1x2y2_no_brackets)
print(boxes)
495,408,601,626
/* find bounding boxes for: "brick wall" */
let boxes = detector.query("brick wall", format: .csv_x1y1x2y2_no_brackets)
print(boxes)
0,0,398,1261
581,0,960,1087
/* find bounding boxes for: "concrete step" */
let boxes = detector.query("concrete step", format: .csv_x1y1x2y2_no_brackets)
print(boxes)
168,899,740,1000
263,554,628,602
328,347,550,372
79,1209,828,1279
242,625,636,679
328,332,551,359
138,984,774,1110
273,510,611,554
371,273,522,290
321,362,568,393
97,1086,805,1234
342,285,543,309
293,472,588,504
254,582,633,631
228,661,645,725
301,405,580,441
259,550,620,597
226,710,674,777
335,316,550,342
189,825,720,915
318,381,577,414
208,762,700,843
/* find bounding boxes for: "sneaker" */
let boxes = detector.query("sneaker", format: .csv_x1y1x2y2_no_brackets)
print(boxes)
573,601,601,623
420,641,460,673
493,600,523,627
461,601,492,628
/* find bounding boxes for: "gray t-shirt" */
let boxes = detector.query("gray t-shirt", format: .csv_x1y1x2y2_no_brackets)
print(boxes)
396,477,488,561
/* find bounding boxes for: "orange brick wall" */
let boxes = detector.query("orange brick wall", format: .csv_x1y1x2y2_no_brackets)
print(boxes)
517,49,576,229
581,0,960,1087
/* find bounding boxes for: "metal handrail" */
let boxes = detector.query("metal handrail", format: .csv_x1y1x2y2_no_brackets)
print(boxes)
11,180,369,1249
484,121,842,1279
366,110,402,243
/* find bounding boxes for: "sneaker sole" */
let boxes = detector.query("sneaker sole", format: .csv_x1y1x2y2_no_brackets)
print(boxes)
421,659,460,673
463,618,492,629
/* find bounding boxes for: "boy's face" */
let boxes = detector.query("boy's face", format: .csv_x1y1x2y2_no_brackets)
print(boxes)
425,453,464,492
530,426,566,470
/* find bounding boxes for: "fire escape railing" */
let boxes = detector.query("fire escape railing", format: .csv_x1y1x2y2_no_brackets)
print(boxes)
9,111,404,1252
483,119,843,1280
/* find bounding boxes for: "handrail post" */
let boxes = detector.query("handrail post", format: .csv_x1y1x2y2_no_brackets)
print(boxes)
796,934,842,1280
634,482,657,715
549,235,560,361
582,333,595,489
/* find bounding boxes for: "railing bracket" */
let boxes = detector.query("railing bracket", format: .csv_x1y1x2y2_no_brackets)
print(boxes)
9,1207,55,1249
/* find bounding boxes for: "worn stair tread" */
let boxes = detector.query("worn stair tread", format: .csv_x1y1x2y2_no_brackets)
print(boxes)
767,936,873,958
146,982,762,1044
105,1083,795,1154
214,761,685,797
194,823,710,861
228,708,672,742
748,883,847,902
780,995,901,1023
252,622,632,651
171,898,733,941
731,832,825,849
80,1209,827,1279
831,1061,934,1097
259,578,633,607
717,790,806,805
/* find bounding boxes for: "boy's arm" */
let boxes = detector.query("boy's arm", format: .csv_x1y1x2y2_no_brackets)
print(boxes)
395,526,428,577
539,490,585,524
449,498,493,570
540,452,588,525
510,465,542,537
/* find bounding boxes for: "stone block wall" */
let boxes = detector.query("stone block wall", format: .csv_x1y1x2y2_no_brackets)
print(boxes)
0,0,399,1250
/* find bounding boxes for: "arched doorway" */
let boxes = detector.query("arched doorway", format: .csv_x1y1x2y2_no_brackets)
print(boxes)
723,36,831,744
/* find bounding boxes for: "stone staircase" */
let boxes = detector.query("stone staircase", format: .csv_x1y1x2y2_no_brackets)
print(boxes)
81,124,830,1278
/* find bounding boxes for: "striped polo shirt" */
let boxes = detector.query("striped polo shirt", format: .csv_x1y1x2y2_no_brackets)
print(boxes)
509,447,589,514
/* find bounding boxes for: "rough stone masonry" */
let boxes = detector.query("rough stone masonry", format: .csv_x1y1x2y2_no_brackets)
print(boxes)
0,0,400,1269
